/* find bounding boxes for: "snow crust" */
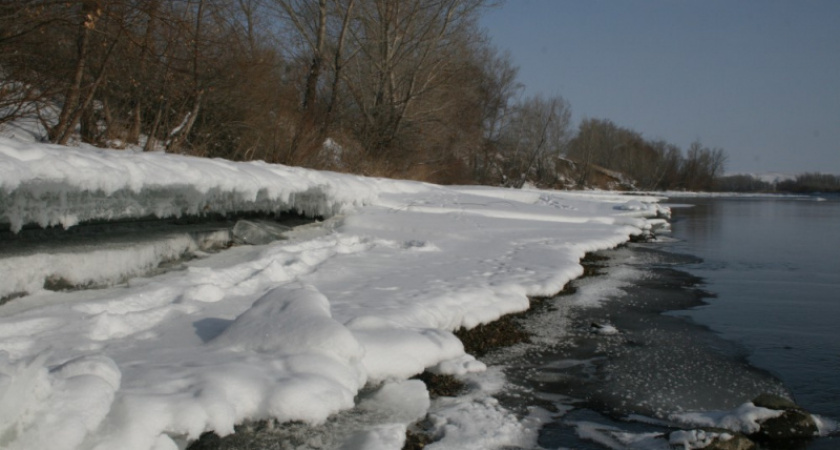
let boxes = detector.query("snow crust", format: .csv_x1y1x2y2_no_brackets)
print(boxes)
0,136,668,449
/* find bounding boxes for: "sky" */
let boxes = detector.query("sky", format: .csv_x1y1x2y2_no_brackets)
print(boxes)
480,0,840,175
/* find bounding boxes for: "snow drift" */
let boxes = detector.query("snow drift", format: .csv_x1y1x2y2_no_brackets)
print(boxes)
0,136,670,449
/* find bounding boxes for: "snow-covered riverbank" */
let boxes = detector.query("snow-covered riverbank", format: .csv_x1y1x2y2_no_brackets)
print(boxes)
1,137,670,450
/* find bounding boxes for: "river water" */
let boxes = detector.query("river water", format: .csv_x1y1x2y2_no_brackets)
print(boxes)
665,195,840,437
488,195,840,449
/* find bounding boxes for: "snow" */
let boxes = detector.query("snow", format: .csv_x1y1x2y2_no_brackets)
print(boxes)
571,421,668,450
571,400,823,450
669,402,783,435
426,397,535,449
669,429,733,449
425,368,546,450
0,135,669,449
0,229,232,300
0,136,403,233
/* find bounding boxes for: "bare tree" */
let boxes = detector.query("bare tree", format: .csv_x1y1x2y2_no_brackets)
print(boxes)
496,95,571,187
0,1,62,126
270,0,357,163
464,44,520,183
3,0,575,189
681,140,725,190
123,0,160,144
47,0,103,144
566,118,620,187
166,0,208,152
323,0,356,134
344,0,488,158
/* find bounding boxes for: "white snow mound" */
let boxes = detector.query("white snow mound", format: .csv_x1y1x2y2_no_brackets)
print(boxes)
0,135,669,449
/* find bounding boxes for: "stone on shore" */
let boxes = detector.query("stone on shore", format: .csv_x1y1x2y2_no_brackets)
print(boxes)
751,394,819,442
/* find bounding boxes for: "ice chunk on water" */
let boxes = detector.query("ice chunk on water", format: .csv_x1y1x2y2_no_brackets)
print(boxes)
231,219,291,245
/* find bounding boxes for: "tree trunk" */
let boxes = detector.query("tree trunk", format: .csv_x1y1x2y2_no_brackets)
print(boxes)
127,0,159,144
49,1,101,143
288,0,327,163
144,101,165,152
303,0,326,112
55,23,120,146
323,0,355,134
167,90,204,152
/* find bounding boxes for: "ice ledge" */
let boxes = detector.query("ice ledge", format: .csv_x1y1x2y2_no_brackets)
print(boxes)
0,137,392,233
0,182,337,233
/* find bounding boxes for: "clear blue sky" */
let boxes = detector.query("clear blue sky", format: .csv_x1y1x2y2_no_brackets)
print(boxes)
480,0,840,175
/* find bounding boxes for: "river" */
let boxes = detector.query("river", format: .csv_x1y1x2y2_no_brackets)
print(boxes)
664,195,840,447
486,194,840,449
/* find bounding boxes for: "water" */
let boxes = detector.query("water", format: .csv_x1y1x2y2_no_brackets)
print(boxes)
488,194,840,449
665,195,840,421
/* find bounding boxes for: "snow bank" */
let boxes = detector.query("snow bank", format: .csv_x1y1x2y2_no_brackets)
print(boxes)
0,136,668,449
0,137,416,232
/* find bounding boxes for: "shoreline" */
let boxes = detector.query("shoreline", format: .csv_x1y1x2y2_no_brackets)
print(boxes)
169,201,840,450
8,191,826,449
1,138,678,450
182,249,620,449
405,243,826,450
183,249,629,450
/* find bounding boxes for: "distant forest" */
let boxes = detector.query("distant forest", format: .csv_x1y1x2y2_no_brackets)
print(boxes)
1,0,822,193
715,173,840,194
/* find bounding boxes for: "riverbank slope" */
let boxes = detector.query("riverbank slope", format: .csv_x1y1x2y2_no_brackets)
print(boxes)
0,136,667,449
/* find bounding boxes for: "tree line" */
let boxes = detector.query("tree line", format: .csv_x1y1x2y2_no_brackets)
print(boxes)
713,173,840,194
565,118,725,191
2,0,726,190
776,173,840,194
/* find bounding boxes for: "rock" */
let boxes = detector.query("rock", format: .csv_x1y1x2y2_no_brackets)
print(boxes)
750,394,819,443
752,393,799,411
754,409,819,441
